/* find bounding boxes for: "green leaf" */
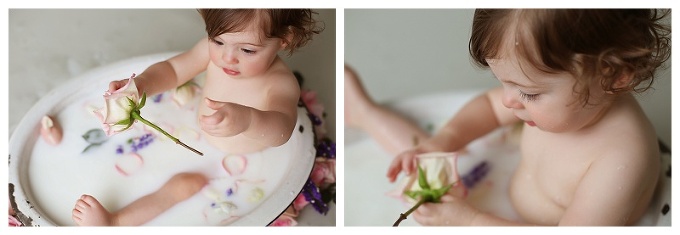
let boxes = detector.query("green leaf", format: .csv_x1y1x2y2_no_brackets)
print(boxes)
114,118,132,126
404,190,420,200
138,92,147,109
119,122,134,132
420,189,435,202
82,143,102,153
431,184,453,203
417,164,430,190
82,129,108,144
126,96,137,110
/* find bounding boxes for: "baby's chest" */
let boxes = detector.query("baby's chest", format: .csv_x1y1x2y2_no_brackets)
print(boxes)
518,130,598,206
202,76,268,109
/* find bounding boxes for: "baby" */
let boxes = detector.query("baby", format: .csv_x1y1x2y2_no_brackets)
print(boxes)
346,9,670,226
72,9,322,226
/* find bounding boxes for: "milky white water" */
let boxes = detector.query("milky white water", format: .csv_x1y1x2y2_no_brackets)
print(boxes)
9,54,315,226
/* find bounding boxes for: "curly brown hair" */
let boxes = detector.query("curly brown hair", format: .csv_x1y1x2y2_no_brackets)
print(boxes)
469,9,671,106
198,9,324,56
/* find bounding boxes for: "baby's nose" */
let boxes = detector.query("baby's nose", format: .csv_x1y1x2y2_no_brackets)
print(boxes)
223,51,238,64
502,91,524,109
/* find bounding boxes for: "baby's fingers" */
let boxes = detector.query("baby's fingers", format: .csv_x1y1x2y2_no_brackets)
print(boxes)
413,203,438,225
108,79,128,93
199,112,224,126
204,98,226,110
387,159,403,182
402,156,417,176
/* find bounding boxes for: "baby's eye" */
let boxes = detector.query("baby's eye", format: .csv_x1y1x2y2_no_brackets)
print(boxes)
241,48,256,54
519,90,539,102
210,38,224,46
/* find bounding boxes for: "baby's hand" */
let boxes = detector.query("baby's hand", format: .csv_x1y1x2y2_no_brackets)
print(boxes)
412,194,478,226
387,148,424,183
199,98,252,137
107,79,129,94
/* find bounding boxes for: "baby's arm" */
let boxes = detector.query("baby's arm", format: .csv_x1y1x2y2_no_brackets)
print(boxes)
239,74,300,147
388,87,520,181
431,87,518,151
200,71,300,148
110,37,210,96
558,149,659,225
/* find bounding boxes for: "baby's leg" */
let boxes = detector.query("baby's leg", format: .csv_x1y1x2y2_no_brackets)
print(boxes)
345,64,429,156
72,172,208,226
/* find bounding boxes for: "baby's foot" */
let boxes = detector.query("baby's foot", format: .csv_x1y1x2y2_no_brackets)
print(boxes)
344,64,376,129
72,194,116,226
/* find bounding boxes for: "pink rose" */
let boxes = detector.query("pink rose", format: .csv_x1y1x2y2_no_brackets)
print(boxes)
9,216,21,227
8,202,21,227
301,89,324,119
292,193,309,211
311,158,335,187
94,75,140,136
271,214,298,226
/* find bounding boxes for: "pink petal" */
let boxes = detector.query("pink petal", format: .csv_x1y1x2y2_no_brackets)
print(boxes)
222,155,247,176
40,115,63,145
271,215,298,226
115,153,144,176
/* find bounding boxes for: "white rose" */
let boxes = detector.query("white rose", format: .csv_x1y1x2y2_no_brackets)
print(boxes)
93,75,141,136
395,152,464,203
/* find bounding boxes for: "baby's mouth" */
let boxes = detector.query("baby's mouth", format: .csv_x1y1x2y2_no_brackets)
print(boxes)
223,68,240,76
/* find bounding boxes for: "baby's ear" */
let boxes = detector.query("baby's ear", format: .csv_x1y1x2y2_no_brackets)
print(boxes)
280,26,294,50
611,71,635,91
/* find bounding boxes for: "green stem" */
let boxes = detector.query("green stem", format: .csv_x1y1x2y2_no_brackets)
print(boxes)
393,197,426,226
131,111,203,156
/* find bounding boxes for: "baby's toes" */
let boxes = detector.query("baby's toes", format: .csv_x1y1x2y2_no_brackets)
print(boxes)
81,194,101,207
72,208,83,223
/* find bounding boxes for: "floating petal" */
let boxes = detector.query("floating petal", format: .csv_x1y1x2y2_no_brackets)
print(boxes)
114,152,144,176
40,115,63,146
222,155,247,176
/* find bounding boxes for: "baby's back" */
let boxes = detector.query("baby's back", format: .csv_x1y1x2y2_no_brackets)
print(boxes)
509,95,660,225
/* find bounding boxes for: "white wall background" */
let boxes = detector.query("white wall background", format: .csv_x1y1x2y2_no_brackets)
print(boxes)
345,9,671,147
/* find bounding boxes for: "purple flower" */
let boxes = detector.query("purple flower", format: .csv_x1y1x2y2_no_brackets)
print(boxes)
307,113,323,126
152,93,163,103
301,178,328,215
461,161,490,188
315,138,335,159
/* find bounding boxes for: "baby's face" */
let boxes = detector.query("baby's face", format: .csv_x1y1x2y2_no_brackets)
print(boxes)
487,55,611,133
207,24,284,78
